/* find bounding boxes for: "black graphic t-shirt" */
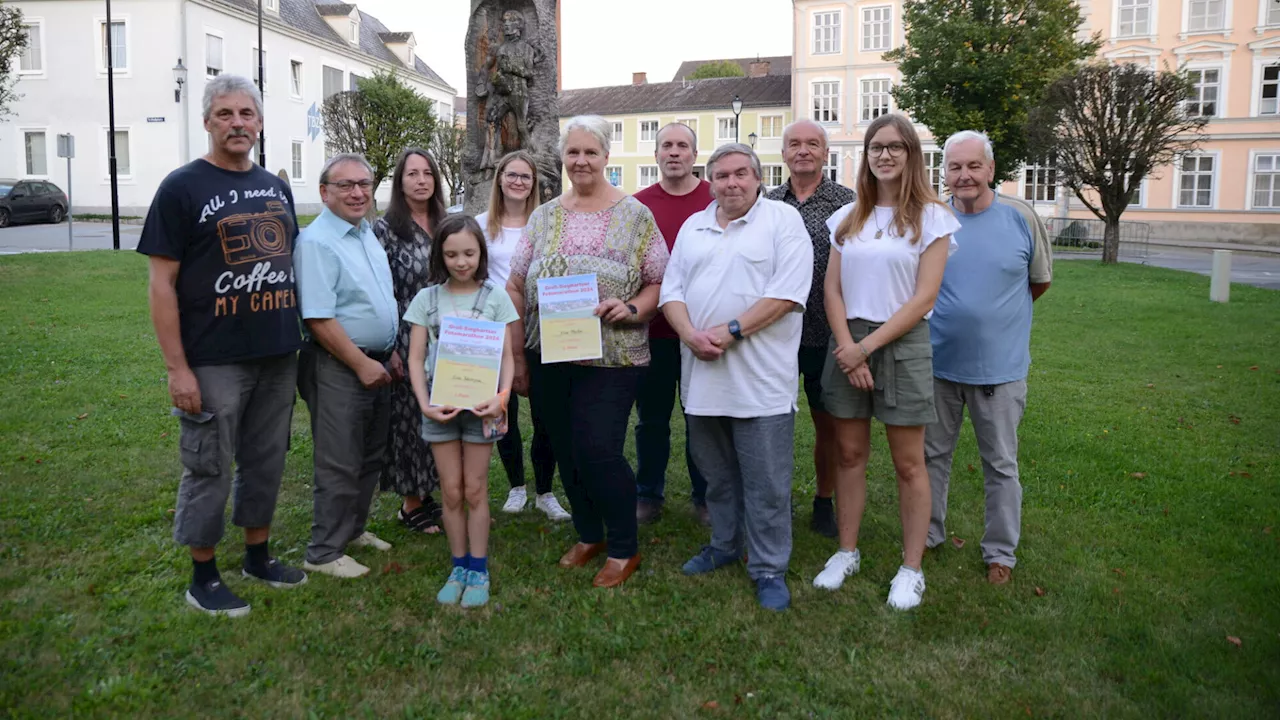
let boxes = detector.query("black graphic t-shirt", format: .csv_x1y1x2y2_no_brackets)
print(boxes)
137,159,301,366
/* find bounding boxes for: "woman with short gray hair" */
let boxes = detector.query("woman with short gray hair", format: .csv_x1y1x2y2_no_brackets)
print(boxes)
507,114,669,589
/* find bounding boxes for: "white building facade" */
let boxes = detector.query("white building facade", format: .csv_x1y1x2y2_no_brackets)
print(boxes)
8,0,456,215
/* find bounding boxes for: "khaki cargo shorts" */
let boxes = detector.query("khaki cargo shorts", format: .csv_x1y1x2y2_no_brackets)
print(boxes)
821,319,937,427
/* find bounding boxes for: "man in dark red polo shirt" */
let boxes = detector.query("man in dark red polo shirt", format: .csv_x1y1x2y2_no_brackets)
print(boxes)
633,122,714,526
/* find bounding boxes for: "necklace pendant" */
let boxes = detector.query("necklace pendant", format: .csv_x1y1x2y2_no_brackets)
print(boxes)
875,230,883,239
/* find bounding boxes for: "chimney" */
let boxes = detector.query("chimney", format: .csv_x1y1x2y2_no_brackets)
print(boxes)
749,60,770,78
633,72,647,86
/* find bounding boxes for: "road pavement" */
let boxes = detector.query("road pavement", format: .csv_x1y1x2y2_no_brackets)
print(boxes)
0,221,142,254
1058,247,1280,290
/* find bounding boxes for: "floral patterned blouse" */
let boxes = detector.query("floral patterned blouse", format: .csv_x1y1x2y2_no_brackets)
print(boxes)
510,195,668,367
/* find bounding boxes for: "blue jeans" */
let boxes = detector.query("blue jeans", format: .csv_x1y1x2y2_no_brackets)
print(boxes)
634,337,707,507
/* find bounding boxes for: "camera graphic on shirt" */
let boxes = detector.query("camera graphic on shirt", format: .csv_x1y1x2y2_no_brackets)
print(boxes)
219,201,291,265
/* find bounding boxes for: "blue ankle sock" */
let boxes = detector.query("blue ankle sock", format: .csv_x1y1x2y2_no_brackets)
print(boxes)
470,556,488,574
452,556,468,569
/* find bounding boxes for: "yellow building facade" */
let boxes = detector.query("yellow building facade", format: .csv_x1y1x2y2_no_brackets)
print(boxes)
559,73,793,195
791,0,1280,241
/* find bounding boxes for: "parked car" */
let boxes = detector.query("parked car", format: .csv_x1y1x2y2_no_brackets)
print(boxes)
0,179,69,228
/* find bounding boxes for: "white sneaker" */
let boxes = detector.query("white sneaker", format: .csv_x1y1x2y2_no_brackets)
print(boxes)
813,548,860,590
349,531,392,551
886,565,926,610
303,555,370,579
502,486,528,513
535,493,571,522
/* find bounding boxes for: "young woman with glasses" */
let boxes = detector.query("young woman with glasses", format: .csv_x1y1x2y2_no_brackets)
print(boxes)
811,113,960,611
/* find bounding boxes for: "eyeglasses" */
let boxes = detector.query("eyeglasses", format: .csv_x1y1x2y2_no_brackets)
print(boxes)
325,180,373,192
503,172,534,184
867,142,908,158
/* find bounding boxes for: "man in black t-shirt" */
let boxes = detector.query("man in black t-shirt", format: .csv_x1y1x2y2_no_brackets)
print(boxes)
138,75,306,618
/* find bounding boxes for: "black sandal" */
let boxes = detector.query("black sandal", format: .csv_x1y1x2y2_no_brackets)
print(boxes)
398,503,442,534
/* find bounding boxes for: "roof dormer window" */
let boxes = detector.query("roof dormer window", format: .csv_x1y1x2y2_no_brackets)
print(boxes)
264,0,278,12
350,17,359,44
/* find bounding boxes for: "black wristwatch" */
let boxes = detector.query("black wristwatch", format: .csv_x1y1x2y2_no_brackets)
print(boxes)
626,303,638,316
728,319,743,340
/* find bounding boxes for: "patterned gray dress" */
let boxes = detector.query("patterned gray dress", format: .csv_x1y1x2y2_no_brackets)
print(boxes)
373,217,439,498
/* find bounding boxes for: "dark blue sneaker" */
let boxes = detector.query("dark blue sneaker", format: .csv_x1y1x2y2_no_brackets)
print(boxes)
242,558,308,589
682,546,741,575
755,575,790,611
185,578,251,618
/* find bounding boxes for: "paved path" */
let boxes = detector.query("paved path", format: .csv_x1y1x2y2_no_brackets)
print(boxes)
1059,247,1280,290
0,221,142,254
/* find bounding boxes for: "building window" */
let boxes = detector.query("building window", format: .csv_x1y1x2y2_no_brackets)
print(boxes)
862,6,892,51
106,129,131,177
825,150,840,183
1126,175,1145,207
1268,0,1280,26
350,20,360,44
1261,64,1279,115
812,81,840,124
100,20,127,71
322,65,343,99
24,131,47,176
606,166,622,187
349,72,364,92
762,165,784,187
717,116,737,141
1118,0,1152,36
265,0,278,10
813,11,841,54
609,121,623,145
640,120,658,142
19,24,42,73
860,79,892,122
205,33,222,77
639,166,658,188
924,150,946,197
675,118,697,137
1178,154,1215,207
253,49,266,91
1254,153,1280,208
291,141,304,182
759,115,782,138
1187,0,1225,31
1023,160,1058,202
290,60,303,98
1184,68,1220,117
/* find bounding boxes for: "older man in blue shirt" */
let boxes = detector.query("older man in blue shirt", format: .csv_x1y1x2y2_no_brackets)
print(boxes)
295,153,400,579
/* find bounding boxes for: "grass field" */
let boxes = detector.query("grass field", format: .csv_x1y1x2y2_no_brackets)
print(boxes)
0,253,1277,718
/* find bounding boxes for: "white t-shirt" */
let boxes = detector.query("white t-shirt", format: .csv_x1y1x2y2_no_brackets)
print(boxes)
826,203,961,323
475,211,522,288
659,197,813,419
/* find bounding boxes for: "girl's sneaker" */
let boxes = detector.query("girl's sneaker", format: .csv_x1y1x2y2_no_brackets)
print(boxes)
536,493,572,522
886,565,926,610
460,570,490,608
436,566,467,605
502,486,528,513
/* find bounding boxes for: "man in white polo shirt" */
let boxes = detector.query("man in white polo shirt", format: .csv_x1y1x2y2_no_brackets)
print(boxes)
659,143,813,612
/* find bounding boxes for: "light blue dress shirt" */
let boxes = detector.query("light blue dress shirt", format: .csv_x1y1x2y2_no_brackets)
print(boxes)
294,207,398,352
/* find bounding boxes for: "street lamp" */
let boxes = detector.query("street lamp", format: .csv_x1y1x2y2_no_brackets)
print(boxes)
748,131,758,149
731,94,743,143
173,59,187,103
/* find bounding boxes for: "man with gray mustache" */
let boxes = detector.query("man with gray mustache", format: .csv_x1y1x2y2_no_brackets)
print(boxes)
139,74,306,618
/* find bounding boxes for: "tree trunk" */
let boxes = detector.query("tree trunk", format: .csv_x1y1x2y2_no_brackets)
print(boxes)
1101,218,1120,264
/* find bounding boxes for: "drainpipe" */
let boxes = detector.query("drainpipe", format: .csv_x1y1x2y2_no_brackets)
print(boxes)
179,0,190,163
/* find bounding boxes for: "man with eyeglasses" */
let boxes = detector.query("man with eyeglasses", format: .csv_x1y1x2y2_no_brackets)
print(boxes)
632,122,714,527
294,153,400,579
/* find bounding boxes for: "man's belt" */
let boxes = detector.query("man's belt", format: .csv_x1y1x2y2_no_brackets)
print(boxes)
361,347,393,363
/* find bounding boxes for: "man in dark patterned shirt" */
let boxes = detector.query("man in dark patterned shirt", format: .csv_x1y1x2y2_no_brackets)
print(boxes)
765,119,855,539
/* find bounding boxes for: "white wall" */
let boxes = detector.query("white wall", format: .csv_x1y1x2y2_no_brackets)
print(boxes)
8,0,455,216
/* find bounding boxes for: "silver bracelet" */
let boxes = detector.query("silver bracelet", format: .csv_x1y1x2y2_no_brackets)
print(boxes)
857,341,871,357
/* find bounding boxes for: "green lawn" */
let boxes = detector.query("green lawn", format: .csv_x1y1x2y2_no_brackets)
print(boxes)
1,254,1276,718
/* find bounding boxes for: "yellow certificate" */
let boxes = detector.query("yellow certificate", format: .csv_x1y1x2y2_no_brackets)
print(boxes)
537,274,604,363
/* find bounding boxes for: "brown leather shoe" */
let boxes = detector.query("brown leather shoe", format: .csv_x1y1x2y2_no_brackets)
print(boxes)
558,542,606,568
593,555,641,588
694,504,711,528
636,501,663,525
987,563,1012,585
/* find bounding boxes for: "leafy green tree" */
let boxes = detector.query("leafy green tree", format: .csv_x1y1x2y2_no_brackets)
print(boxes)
1028,62,1207,264
0,1,31,120
689,60,744,80
321,70,438,203
886,0,1099,182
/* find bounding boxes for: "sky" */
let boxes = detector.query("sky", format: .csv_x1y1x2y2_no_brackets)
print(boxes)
355,0,795,93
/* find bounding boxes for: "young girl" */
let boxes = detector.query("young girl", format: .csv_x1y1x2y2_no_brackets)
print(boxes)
476,151,570,522
403,213,519,608
814,113,960,611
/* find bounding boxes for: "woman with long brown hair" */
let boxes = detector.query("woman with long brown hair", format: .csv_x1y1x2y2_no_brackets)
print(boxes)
812,113,960,610
476,150,569,522
373,147,449,535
